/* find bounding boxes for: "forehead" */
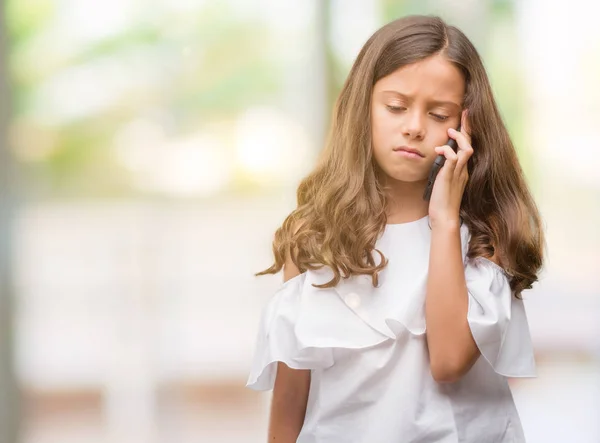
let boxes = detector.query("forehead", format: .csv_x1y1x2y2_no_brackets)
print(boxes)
374,55,465,103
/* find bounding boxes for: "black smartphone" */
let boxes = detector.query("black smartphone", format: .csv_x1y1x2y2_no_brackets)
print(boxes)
423,124,461,201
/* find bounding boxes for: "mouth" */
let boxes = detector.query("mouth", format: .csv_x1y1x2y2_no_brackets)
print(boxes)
392,146,425,158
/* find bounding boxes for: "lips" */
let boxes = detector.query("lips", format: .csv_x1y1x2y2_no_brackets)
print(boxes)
393,146,424,157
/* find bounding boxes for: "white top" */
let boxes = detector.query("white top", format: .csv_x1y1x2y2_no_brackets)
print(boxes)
247,215,536,443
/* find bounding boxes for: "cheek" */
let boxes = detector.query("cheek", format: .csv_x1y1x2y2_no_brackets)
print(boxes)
371,108,394,145
371,116,395,169
429,129,452,150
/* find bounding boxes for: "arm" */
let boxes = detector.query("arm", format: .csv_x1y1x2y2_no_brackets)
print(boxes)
268,362,311,441
426,117,480,384
268,247,310,441
425,222,480,383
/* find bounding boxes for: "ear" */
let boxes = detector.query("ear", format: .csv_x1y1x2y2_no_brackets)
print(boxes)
461,109,471,140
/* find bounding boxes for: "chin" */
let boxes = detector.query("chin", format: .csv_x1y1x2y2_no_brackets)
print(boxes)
382,168,427,183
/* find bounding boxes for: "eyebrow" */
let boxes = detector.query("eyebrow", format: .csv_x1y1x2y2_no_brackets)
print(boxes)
381,90,462,109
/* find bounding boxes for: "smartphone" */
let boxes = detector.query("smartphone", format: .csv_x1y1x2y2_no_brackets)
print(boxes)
422,124,462,201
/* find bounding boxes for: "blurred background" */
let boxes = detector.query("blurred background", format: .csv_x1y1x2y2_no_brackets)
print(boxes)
0,0,599,442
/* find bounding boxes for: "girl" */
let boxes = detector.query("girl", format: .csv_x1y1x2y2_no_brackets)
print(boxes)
247,15,544,443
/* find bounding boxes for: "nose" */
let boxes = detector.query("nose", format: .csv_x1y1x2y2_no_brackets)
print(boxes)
401,111,426,140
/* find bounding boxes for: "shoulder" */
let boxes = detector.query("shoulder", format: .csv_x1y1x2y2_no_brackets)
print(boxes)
284,218,308,282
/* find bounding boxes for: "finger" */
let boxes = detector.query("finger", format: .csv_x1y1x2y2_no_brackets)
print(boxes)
434,144,458,159
434,145,459,173
456,145,473,171
448,127,472,153
448,127,473,170
459,167,469,184
464,168,469,181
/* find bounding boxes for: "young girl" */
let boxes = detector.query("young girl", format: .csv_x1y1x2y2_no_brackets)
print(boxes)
247,15,544,442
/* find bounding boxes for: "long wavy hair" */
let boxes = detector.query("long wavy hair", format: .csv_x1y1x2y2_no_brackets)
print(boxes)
257,15,544,298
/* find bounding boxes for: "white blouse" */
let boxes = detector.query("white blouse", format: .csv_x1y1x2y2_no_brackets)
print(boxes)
246,215,536,442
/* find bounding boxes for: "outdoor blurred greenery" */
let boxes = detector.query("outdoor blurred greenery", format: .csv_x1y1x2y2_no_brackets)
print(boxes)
7,1,281,197
6,0,533,199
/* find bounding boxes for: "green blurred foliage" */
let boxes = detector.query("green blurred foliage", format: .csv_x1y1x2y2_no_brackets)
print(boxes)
6,0,538,197
7,1,280,197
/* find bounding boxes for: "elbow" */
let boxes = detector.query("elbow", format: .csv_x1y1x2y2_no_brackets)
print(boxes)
428,335,481,383
430,356,476,384
431,364,462,384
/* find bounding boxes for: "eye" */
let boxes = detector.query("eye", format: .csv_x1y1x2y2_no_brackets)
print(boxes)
386,105,406,113
431,113,449,122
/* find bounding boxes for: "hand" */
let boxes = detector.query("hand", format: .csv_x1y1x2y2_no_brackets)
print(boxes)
428,110,473,229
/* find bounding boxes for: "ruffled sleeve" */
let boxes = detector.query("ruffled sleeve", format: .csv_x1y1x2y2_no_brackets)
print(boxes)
245,274,335,391
246,268,391,391
465,257,536,377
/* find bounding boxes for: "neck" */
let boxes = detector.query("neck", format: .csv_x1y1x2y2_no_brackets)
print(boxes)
383,178,429,224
